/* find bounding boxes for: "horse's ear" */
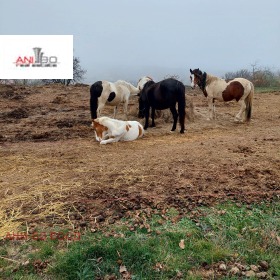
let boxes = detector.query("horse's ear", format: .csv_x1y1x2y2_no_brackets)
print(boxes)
190,69,193,74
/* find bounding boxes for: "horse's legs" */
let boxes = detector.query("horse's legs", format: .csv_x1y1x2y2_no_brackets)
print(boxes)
170,106,178,131
113,106,118,118
213,103,217,120
123,100,128,120
100,136,121,145
97,103,105,117
144,106,150,130
235,100,246,122
207,97,214,120
151,107,156,127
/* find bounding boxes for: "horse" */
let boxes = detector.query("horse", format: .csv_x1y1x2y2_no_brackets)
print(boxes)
137,76,186,133
90,80,140,120
92,116,144,144
190,68,254,122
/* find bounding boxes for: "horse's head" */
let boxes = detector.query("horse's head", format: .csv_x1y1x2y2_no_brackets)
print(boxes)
190,68,204,89
137,76,153,91
138,94,145,118
91,118,108,142
137,80,155,118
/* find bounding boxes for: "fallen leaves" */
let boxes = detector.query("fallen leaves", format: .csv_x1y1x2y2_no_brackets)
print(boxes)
119,265,131,279
179,239,185,249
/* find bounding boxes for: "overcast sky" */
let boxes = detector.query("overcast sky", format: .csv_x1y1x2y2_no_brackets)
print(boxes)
1,0,279,84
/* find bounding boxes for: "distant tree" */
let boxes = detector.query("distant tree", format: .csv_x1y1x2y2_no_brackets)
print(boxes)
250,61,259,81
42,56,86,86
224,69,252,81
224,64,280,87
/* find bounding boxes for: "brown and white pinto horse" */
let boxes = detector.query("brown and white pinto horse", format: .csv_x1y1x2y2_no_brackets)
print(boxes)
190,68,254,122
92,116,144,144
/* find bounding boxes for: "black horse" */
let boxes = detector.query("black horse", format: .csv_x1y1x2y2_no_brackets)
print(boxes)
137,77,186,133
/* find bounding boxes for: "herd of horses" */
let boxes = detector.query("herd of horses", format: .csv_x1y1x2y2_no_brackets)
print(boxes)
90,68,255,144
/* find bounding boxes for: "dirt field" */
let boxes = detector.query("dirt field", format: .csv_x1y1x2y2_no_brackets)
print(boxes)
0,84,279,236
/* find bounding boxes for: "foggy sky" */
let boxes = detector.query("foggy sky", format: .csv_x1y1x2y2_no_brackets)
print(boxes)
1,0,279,84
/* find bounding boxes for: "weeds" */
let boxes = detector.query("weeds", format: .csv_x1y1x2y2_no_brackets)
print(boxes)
0,201,279,279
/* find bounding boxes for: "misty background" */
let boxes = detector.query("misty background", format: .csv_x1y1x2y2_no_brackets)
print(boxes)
1,0,279,85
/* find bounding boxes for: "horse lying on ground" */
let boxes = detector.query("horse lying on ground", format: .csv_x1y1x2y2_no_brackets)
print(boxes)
137,76,186,133
90,80,139,120
92,116,144,144
190,68,254,122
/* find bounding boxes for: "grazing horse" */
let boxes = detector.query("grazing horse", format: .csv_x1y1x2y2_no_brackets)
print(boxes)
90,80,139,120
137,77,186,133
190,68,254,122
92,116,144,144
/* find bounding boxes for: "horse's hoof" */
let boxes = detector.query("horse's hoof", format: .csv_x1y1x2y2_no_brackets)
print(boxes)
180,130,185,134
234,118,242,123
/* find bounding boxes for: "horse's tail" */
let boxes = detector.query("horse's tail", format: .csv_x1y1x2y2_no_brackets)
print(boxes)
90,81,103,119
245,81,254,122
177,81,186,133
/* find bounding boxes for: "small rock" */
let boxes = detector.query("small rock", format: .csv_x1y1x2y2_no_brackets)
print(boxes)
104,274,117,280
245,270,256,277
79,221,87,227
259,260,269,271
96,215,105,222
250,264,259,272
256,272,268,279
219,263,227,271
229,267,240,275
236,263,246,271
22,260,30,266
108,218,115,224
176,271,183,278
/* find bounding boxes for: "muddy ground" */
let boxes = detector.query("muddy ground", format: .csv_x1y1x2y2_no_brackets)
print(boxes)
0,84,279,234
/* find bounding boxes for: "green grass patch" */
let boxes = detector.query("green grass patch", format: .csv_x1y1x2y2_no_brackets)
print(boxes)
0,201,279,279
255,86,280,93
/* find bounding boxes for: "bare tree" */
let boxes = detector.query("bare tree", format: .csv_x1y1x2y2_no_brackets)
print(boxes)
42,56,86,86
250,60,259,82
224,64,280,87
224,69,252,81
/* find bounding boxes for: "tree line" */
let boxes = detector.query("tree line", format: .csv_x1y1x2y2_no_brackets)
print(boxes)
224,63,280,87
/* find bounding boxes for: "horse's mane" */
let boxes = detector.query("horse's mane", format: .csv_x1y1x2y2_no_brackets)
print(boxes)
96,116,110,124
205,73,223,84
145,76,153,81
115,80,131,86
142,80,155,91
